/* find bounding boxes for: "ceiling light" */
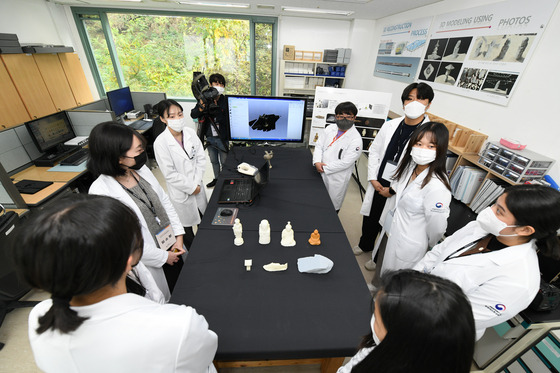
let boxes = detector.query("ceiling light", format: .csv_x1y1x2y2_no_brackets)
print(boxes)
178,1,250,7
108,0,143,2
281,6,354,16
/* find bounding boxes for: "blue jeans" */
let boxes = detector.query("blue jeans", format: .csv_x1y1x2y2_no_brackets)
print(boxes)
207,137,227,179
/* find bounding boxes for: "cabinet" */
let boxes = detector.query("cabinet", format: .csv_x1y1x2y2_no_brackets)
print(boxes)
0,61,30,130
0,52,94,132
1,54,56,120
278,60,347,96
58,53,94,106
34,54,77,111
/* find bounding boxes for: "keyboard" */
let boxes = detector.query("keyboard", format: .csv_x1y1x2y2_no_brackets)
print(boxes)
60,148,89,166
129,120,153,131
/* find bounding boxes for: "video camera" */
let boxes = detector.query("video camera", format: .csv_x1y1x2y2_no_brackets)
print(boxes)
192,72,220,114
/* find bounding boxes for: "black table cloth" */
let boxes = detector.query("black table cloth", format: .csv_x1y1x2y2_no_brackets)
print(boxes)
170,146,372,361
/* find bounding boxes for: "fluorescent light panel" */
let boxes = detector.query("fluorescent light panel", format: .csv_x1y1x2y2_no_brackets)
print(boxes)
178,1,250,7
281,6,354,16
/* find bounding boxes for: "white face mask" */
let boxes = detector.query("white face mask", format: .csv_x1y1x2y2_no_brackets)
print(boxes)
370,313,382,346
404,101,427,119
215,86,225,95
411,147,436,165
166,117,186,132
476,206,519,237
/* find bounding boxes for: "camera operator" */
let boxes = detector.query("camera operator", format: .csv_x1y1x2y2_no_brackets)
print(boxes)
190,73,230,188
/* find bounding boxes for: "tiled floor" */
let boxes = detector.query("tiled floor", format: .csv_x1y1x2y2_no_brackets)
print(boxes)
0,149,373,372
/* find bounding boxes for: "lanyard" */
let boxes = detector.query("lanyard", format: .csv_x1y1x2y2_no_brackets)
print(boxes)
175,135,195,159
328,130,346,147
393,121,416,162
118,173,161,225
443,235,491,262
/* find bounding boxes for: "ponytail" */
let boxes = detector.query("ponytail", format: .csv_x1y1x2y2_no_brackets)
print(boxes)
536,233,560,260
36,296,88,334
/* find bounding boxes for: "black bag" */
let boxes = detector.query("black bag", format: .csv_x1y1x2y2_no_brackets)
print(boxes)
529,280,560,311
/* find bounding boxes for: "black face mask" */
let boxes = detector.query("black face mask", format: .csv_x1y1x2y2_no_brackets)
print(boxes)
128,151,147,170
336,118,354,131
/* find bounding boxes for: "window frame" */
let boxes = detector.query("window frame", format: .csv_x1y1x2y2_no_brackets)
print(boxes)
71,7,277,100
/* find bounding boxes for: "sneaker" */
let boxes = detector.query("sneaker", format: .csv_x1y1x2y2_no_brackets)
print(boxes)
206,179,217,188
352,245,364,255
364,259,376,271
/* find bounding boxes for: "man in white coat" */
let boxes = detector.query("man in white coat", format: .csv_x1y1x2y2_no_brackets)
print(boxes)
313,101,363,212
154,99,208,248
355,83,435,270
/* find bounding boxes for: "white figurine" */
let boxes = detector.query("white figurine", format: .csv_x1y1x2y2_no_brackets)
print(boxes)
264,150,273,168
259,219,271,245
233,218,244,246
281,221,296,247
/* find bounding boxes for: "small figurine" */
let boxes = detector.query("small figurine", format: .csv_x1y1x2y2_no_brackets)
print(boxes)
281,221,296,247
259,219,271,245
244,259,252,271
264,150,273,168
233,218,244,246
308,229,321,246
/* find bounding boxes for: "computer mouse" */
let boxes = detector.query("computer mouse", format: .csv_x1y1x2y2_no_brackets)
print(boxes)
220,209,233,216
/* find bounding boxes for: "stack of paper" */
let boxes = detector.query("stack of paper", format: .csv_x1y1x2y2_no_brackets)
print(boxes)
297,254,334,274
470,179,508,213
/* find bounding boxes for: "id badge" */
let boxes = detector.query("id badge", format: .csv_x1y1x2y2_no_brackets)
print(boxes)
156,224,176,251
383,209,395,234
382,160,398,181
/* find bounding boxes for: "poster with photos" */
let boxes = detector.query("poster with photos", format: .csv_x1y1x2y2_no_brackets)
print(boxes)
310,87,391,150
418,0,557,105
374,16,433,83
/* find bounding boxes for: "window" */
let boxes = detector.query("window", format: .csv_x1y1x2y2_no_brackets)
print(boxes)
73,9,277,99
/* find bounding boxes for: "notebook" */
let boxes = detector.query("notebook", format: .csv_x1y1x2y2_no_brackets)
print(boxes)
218,162,270,204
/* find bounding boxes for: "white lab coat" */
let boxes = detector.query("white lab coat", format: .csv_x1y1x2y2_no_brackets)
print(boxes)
312,124,362,210
29,294,218,373
360,115,430,216
414,221,540,340
89,166,185,301
154,127,207,227
379,166,451,274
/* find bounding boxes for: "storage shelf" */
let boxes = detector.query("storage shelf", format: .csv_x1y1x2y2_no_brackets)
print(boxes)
463,153,517,186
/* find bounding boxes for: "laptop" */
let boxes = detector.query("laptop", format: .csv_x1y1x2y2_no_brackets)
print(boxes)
218,162,270,203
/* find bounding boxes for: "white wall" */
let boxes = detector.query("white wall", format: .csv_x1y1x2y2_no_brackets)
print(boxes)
358,0,560,180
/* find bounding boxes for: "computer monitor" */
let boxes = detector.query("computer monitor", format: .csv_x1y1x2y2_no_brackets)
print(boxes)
227,95,306,143
107,86,134,117
25,111,76,154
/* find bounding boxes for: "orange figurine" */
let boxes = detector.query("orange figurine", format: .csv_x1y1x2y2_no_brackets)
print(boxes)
308,229,321,246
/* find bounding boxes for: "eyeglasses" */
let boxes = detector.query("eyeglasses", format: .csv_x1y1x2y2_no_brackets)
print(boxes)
335,114,355,119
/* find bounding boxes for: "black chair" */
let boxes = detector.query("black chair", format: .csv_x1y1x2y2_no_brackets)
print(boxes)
0,210,38,351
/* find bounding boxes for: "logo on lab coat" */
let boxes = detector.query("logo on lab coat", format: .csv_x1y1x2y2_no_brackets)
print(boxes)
495,304,506,311
485,303,506,316
435,202,443,208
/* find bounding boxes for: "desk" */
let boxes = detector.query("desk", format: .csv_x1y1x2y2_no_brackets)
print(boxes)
11,164,88,207
171,147,371,371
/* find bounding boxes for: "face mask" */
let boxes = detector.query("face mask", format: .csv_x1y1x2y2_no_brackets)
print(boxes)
128,151,147,170
404,101,426,120
370,313,382,346
411,147,436,165
166,117,186,132
476,206,519,237
215,86,225,95
336,118,354,131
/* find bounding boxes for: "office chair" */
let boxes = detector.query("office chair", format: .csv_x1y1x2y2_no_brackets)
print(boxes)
0,208,38,351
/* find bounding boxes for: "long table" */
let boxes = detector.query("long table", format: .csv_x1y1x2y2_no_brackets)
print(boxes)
170,146,371,371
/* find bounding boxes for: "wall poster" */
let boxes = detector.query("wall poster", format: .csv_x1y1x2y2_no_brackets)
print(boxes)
373,17,433,83
418,0,558,106
310,87,391,152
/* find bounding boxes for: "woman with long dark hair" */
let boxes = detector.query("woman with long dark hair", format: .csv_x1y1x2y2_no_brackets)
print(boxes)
415,184,560,339
13,195,217,372
338,270,475,373
369,122,451,286
88,122,185,300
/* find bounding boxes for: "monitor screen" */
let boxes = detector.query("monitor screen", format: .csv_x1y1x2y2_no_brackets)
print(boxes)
227,95,306,143
25,111,76,153
107,86,134,117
